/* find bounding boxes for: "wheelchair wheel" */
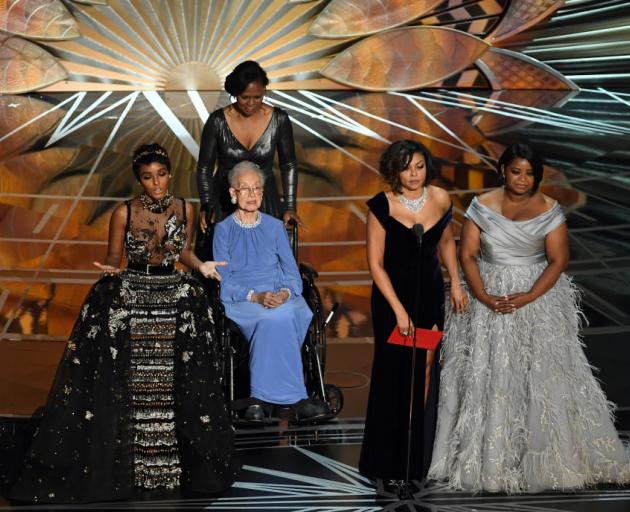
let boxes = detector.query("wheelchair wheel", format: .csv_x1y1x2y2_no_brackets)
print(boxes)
323,383,343,417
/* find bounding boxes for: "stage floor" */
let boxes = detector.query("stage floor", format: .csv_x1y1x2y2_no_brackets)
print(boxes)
2,420,629,512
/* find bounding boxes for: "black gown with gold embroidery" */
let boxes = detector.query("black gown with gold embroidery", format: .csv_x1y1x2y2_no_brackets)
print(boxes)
8,196,238,503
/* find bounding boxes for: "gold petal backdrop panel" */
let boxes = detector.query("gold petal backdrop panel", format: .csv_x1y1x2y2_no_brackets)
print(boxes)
0,95,65,159
0,0,80,40
310,0,443,38
321,26,490,91
0,34,68,93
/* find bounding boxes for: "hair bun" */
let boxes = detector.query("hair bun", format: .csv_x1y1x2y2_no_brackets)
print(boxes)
224,72,239,96
224,60,269,97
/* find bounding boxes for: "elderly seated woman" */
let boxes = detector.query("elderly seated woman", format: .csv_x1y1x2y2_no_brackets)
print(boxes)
213,161,328,422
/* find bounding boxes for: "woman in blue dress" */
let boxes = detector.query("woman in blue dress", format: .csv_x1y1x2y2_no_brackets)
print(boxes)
213,161,327,422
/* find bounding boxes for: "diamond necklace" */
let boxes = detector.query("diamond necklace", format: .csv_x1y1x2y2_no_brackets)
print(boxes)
139,193,173,213
397,187,428,213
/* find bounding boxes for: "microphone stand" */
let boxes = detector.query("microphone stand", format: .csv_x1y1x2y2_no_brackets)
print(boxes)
399,224,424,500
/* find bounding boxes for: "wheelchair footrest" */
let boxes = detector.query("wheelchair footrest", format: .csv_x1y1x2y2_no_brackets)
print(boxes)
231,398,276,426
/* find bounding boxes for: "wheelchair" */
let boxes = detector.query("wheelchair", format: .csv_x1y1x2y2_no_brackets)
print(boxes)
214,220,343,425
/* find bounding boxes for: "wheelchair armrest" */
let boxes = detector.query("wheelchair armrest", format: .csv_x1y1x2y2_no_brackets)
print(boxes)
224,317,240,334
299,262,318,280
214,298,240,334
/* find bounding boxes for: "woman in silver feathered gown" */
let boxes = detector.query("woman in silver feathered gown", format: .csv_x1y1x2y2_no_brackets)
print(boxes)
429,143,630,493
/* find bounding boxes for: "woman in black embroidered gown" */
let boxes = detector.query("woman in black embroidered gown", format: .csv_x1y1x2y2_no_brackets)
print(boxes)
359,140,467,486
9,144,239,503
196,61,300,248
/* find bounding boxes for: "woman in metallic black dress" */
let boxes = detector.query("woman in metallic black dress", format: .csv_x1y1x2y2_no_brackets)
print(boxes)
8,144,239,503
196,61,300,232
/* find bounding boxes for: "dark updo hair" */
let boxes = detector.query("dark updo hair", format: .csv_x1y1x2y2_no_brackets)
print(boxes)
497,143,544,195
379,140,435,193
132,143,171,180
224,60,269,97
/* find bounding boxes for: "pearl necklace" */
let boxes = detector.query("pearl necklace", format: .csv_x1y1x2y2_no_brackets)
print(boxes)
233,211,261,228
397,187,428,214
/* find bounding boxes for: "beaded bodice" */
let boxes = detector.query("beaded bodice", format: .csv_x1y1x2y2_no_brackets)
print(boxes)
124,196,187,266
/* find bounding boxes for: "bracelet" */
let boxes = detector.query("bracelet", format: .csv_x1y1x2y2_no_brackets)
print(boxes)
246,289,256,302
280,287,291,300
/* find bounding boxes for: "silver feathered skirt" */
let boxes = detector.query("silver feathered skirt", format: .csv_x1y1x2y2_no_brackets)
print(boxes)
429,261,630,493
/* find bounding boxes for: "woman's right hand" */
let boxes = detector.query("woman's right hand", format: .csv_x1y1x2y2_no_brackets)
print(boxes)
395,311,414,337
479,292,513,315
93,261,121,277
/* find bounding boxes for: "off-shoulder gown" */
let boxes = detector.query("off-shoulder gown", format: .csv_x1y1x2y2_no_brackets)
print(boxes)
429,197,630,492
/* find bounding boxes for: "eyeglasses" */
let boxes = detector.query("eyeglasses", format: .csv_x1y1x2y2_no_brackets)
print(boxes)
235,186,263,196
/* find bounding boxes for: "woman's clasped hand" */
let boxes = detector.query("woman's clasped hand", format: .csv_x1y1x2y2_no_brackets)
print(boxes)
252,290,289,308
480,291,532,314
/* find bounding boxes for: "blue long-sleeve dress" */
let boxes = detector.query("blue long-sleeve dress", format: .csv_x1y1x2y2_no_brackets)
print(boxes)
213,212,312,405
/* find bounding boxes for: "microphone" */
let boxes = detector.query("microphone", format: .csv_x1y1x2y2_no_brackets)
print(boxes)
411,224,424,251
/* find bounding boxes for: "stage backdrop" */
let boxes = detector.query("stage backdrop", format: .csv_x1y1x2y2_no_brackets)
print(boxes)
1,0,629,417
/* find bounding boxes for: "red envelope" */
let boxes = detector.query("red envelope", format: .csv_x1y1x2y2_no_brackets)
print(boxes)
387,327,443,350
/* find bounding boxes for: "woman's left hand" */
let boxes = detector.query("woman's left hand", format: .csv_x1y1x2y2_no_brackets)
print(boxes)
276,289,290,305
450,285,468,314
283,210,304,229
503,292,533,313
198,261,227,281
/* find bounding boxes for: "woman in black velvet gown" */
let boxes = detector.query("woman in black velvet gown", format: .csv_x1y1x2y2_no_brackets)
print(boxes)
196,61,301,258
359,140,467,487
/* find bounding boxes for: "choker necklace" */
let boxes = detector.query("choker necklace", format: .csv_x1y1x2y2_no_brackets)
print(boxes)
398,187,428,213
139,193,173,213
233,211,261,228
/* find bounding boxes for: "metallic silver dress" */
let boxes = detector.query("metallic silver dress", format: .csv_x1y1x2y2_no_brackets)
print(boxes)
429,197,630,493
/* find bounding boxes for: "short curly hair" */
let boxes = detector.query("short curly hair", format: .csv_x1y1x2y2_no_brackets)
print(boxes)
228,161,266,188
379,140,435,193
131,143,171,180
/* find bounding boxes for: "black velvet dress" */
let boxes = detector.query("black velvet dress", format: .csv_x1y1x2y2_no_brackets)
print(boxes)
196,107,297,221
8,197,239,503
359,191,452,482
